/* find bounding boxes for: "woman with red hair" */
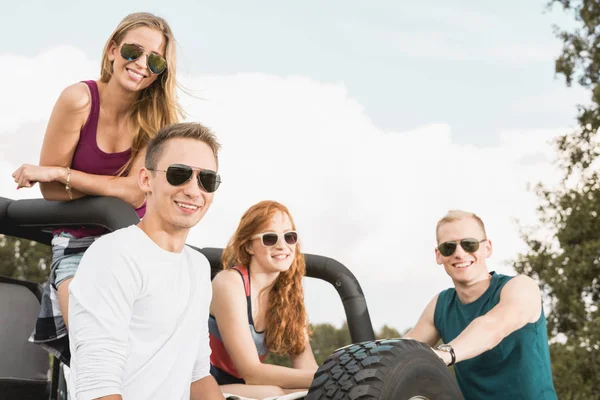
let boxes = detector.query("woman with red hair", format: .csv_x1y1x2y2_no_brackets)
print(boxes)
209,200,318,399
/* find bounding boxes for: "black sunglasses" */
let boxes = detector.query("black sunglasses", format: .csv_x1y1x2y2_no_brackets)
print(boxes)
437,238,487,257
149,164,221,193
251,231,298,247
120,43,167,75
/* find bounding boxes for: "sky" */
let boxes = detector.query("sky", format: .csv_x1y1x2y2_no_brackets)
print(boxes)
0,1,590,334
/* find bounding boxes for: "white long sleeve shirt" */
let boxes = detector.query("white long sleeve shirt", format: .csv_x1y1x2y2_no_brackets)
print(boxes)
68,225,212,400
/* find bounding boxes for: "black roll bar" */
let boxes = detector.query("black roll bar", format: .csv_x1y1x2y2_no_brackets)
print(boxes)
0,196,376,343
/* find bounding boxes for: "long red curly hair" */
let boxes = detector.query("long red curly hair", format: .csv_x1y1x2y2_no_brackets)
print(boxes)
221,200,309,356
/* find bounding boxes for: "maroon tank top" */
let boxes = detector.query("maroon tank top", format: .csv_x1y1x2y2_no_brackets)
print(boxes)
57,80,146,238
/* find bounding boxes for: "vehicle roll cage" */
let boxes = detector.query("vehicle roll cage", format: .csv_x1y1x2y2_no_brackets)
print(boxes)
0,196,376,343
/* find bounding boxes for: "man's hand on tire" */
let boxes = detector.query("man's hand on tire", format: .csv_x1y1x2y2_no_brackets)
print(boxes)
433,349,453,366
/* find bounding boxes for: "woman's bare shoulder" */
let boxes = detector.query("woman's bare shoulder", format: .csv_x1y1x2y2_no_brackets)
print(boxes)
212,268,245,289
56,82,92,112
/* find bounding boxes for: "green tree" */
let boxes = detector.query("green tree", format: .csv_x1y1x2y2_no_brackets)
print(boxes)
551,0,600,176
0,234,52,283
264,322,353,367
376,324,402,339
265,323,404,367
512,1,600,398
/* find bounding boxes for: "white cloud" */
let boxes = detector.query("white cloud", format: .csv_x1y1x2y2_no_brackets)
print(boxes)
0,46,98,134
1,46,566,333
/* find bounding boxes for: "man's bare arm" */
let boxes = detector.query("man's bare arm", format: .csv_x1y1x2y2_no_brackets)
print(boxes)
435,275,542,365
403,294,441,347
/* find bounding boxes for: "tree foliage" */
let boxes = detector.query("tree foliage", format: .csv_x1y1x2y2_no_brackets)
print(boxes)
512,1,600,397
265,323,404,367
552,0,600,176
0,235,51,284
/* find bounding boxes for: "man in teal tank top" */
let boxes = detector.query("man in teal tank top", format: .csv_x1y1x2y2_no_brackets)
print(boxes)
404,210,557,400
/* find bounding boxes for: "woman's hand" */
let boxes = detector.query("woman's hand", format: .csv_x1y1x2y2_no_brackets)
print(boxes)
12,164,64,189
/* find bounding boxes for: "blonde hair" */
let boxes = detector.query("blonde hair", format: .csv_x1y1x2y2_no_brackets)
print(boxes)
100,12,184,175
436,210,487,243
145,122,221,169
222,201,310,356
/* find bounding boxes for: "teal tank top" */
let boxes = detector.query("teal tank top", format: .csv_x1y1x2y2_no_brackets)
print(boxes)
434,272,557,400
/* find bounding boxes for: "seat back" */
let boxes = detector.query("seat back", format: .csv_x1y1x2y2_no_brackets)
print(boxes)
0,276,49,399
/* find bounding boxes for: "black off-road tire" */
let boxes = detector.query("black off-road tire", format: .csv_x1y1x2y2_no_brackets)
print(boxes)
306,339,463,400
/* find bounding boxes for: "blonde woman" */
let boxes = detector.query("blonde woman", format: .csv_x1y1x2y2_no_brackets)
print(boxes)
11,12,183,364
210,201,318,399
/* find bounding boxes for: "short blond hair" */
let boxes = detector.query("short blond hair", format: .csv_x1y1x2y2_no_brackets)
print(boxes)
145,122,221,170
436,210,487,243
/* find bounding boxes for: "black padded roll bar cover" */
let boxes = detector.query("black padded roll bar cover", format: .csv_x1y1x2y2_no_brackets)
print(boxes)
1,196,140,245
195,247,376,343
0,197,10,221
6,196,139,228
303,253,376,343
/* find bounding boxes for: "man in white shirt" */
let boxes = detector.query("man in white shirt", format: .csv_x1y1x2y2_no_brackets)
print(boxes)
68,122,226,400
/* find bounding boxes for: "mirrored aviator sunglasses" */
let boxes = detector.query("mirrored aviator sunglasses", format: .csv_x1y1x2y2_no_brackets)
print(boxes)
437,238,486,257
253,231,298,247
120,43,167,75
151,164,221,193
